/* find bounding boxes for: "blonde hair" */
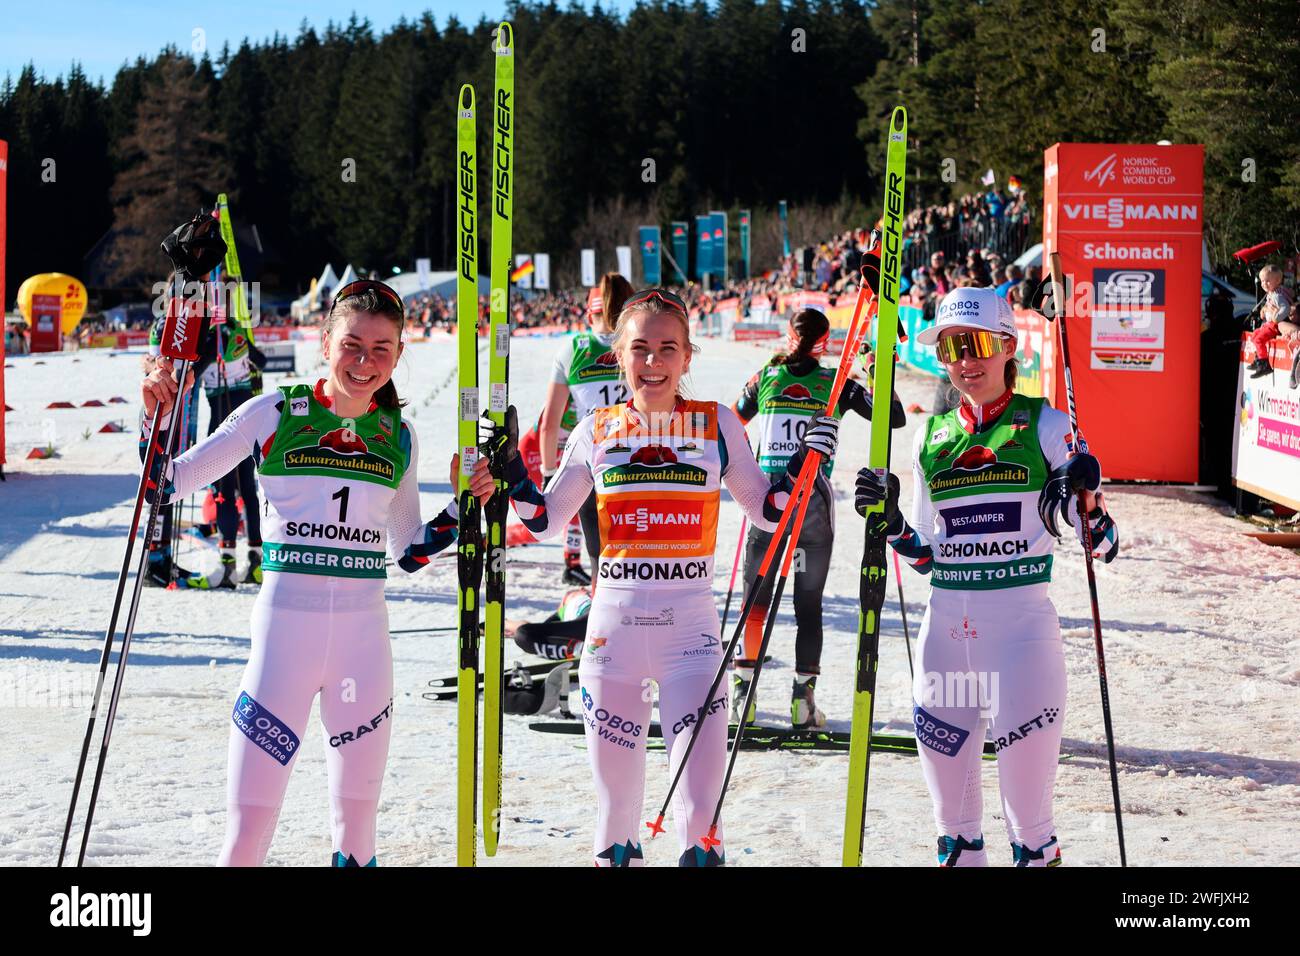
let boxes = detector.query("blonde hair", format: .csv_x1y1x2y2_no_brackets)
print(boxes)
611,299,700,399
1261,264,1282,281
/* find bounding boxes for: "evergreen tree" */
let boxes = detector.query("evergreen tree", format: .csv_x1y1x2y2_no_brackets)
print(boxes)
105,50,228,287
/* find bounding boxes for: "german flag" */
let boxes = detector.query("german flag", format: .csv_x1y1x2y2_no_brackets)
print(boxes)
510,259,534,282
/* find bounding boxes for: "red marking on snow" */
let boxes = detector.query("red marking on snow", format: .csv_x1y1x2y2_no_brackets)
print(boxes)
82,399,105,407
46,401,75,409
26,447,56,459
99,422,125,433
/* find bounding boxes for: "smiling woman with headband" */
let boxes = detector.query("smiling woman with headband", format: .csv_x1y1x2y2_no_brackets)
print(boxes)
140,277,489,867
853,285,1119,868
471,287,842,866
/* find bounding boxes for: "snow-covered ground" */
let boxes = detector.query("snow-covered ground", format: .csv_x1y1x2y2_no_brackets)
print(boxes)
1,333,1297,866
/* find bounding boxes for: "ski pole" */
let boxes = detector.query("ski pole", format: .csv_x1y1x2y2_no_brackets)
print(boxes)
718,515,747,635
62,216,222,864
893,550,913,679
645,271,877,840
700,445,819,853
1046,251,1126,867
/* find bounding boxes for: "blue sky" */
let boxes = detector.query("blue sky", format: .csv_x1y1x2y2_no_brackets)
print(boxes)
1,0,643,86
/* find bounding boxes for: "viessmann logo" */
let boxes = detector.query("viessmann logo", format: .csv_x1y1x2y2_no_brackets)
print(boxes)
606,501,704,539
1062,199,1199,229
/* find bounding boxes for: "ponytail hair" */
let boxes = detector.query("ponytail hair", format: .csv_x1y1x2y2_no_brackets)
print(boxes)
594,273,634,334
774,308,830,366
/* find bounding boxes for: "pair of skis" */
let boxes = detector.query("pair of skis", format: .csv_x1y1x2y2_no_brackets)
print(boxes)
841,106,907,866
455,22,515,867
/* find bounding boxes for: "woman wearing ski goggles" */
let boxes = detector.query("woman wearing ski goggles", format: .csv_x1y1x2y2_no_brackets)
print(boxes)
853,285,1119,868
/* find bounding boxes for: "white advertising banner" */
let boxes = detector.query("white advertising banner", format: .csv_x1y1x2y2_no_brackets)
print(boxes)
1232,335,1300,510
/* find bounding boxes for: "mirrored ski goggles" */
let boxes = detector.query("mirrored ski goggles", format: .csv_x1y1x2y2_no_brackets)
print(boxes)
624,288,688,316
332,279,405,315
934,330,1008,364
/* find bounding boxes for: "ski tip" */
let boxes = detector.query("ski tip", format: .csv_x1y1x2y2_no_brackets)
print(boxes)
495,21,513,52
890,105,907,134
645,816,666,839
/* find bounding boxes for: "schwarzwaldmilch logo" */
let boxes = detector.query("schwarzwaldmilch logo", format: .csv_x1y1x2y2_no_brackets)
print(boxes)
930,445,1029,492
578,351,621,381
605,444,706,486
283,428,395,479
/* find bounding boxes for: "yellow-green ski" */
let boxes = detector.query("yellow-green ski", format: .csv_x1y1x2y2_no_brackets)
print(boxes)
842,105,907,867
455,82,482,869
482,21,514,858
215,194,259,393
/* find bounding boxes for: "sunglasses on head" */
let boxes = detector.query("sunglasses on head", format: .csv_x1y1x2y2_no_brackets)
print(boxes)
332,279,405,315
625,288,687,315
935,330,1008,364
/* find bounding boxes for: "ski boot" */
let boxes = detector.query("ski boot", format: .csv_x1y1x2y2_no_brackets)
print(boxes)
243,545,263,585
1011,837,1062,867
179,547,238,590
561,563,592,588
790,673,827,730
144,548,195,588
731,663,757,726
937,835,988,867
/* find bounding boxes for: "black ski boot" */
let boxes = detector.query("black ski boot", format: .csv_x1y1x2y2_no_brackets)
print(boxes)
144,549,195,588
561,564,592,587
243,545,263,585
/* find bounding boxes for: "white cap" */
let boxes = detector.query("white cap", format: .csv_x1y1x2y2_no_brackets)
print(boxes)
917,287,1017,345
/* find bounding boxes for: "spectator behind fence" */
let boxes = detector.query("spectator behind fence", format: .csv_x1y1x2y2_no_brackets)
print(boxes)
996,264,1024,301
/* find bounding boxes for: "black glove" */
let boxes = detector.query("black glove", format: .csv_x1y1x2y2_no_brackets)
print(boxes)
801,415,840,459
481,404,526,485
786,415,840,479
1037,453,1101,538
854,468,903,536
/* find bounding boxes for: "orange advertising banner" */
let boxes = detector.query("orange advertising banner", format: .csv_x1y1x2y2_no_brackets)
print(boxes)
1043,143,1204,481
